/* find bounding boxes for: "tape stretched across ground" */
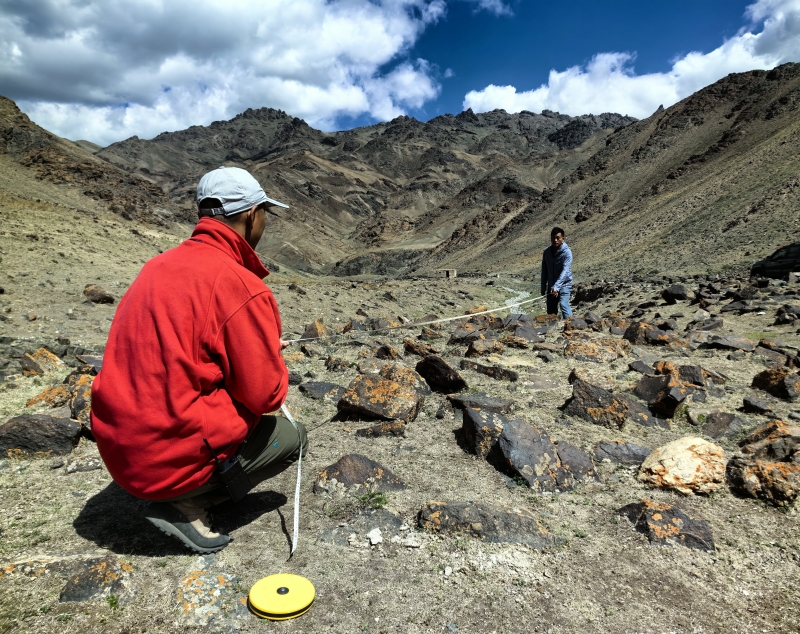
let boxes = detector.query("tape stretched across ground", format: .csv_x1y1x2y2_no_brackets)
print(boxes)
283,294,547,345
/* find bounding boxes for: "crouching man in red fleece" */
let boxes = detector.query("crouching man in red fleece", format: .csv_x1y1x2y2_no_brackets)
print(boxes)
91,166,307,553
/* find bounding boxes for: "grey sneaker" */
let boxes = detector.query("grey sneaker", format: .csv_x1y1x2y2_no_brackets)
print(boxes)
145,499,230,553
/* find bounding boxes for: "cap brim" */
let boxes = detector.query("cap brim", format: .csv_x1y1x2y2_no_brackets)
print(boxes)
264,195,289,209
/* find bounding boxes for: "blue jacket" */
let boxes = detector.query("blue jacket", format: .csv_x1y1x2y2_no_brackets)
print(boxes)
541,242,573,295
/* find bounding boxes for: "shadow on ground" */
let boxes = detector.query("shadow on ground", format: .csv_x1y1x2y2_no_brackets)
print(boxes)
74,482,287,556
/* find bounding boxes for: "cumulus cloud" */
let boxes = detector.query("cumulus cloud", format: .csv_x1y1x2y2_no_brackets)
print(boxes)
464,0,800,118
0,0,447,144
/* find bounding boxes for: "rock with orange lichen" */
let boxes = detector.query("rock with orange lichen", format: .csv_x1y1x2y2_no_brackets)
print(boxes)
497,419,600,492
465,338,505,357
337,365,428,423
70,374,94,428
563,336,631,363
83,284,115,304
403,337,439,357
564,369,666,429
313,453,405,494
461,407,514,459
301,317,335,340
619,499,715,551
638,436,726,495
177,570,241,625
417,501,564,548
355,420,408,437
26,384,72,408
59,556,134,602
726,419,800,506
633,374,692,418
20,348,65,376
751,366,800,401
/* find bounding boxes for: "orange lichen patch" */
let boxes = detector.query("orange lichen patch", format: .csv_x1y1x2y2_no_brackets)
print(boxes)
586,401,628,428
466,306,487,314
654,361,679,376
26,385,72,408
177,570,236,616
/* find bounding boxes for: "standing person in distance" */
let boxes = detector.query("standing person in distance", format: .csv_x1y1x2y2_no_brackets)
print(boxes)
91,166,307,554
540,226,573,318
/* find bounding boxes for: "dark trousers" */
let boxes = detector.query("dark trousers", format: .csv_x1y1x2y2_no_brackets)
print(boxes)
162,414,307,508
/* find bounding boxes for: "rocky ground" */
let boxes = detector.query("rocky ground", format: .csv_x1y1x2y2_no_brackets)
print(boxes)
1,261,800,633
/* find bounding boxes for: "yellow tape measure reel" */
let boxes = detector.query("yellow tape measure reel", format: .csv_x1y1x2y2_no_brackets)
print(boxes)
248,573,315,620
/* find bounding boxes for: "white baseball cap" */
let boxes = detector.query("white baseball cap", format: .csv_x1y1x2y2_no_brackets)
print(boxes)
196,166,289,216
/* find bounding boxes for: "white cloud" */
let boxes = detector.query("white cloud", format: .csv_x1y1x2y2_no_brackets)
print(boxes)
464,0,800,118
461,0,513,16
0,0,447,145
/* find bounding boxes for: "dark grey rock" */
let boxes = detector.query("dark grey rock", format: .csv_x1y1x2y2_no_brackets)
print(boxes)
593,440,651,466
742,396,772,415
0,415,80,455
415,355,467,393
298,381,346,402
461,408,511,459
628,360,655,376
459,359,519,382
619,500,715,551
703,411,749,439
448,393,514,414
497,419,599,492
313,454,405,493
565,372,664,428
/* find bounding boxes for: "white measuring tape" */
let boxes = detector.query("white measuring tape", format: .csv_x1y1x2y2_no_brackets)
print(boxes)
280,403,302,558
284,293,546,345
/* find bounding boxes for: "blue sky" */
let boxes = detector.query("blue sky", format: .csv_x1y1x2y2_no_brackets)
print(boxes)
413,0,752,118
1,0,798,145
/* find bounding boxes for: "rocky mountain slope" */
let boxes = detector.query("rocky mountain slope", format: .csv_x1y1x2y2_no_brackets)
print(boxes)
94,106,633,274
3,64,799,282
421,63,800,279
0,98,182,226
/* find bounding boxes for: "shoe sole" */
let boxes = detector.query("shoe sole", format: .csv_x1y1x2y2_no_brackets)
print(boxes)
146,516,229,554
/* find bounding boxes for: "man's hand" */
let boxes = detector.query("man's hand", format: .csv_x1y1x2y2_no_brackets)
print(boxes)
280,339,291,350
549,288,559,297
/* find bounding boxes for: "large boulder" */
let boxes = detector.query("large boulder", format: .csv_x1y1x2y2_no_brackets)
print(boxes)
726,420,800,506
0,415,81,455
417,501,564,549
337,365,429,423
497,419,599,492
638,436,726,495
662,284,695,303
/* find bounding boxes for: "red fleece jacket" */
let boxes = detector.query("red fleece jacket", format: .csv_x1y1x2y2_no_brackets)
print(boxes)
91,218,288,500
